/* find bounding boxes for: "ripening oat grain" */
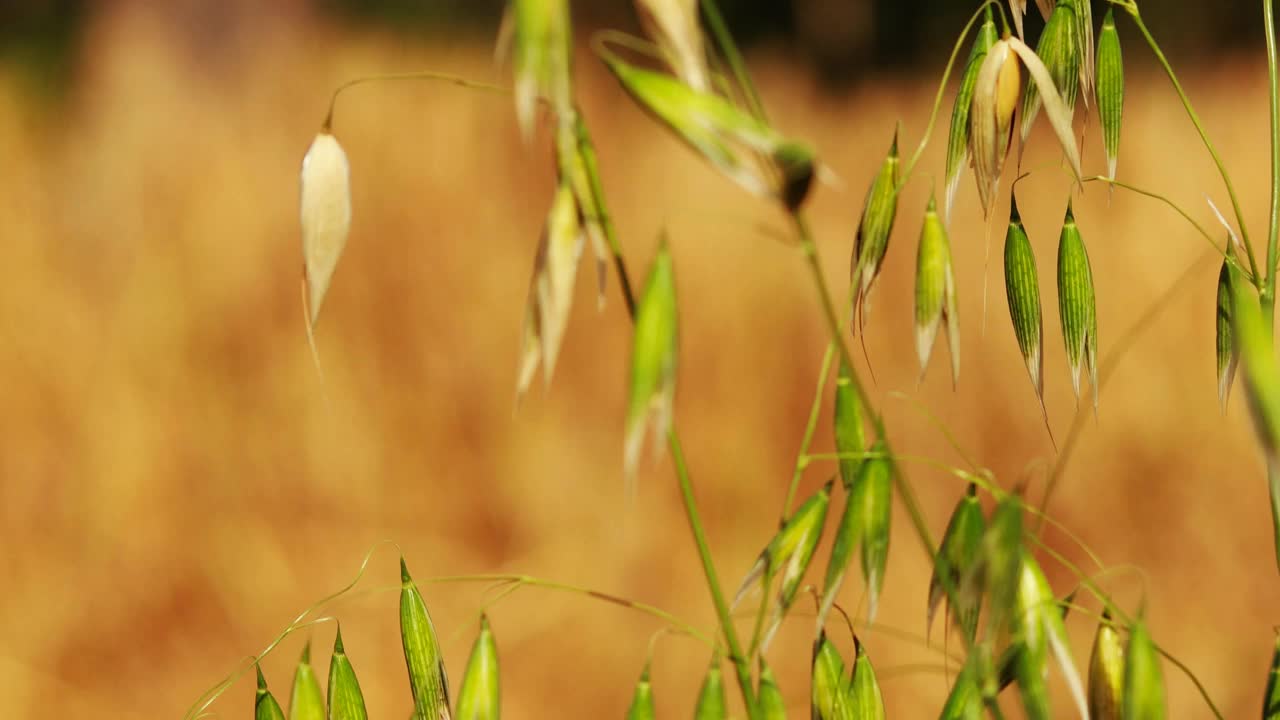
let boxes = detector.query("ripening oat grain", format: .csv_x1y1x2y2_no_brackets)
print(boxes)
455,616,499,720
517,183,585,399
300,132,352,329
634,0,708,91
623,237,678,486
327,628,369,720
1097,9,1125,182
693,658,727,720
1057,200,1098,408
811,632,846,720
256,667,287,720
760,480,832,650
508,0,573,139
914,192,960,384
1123,620,1166,720
928,483,986,644
400,559,452,720
1020,0,1080,144
945,7,997,224
1088,610,1125,720
851,131,900,329
1004,197,1047,409
757,660,787,720
1216,251,1238,411
289,642,325,720
846,638,886,720
625,664,656,720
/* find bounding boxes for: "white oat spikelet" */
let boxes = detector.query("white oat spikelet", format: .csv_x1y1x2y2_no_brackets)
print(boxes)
300,131,352,329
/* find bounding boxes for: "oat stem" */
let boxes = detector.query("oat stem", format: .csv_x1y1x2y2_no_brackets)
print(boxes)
322,72,506,132
1119,4,1261,284
782,342,836,517
1267,0,1279,318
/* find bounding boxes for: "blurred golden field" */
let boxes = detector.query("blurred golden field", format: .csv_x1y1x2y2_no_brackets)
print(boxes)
3,4,1280,718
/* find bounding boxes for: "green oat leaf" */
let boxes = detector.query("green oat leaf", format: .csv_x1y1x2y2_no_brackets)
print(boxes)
694,658,727,720
455,616,499,720
1088,610,1125,720
400,559,452,720
1057,199,1098,408
256,666,287,720
327,628,368,720
944,6,997,224
1097,8,1124,181
928,483,986,644
1122,619,1166,720
851,130,901,330
624,236,679,488
915,191,960,384
289,642,326,720
1004,196,1047,410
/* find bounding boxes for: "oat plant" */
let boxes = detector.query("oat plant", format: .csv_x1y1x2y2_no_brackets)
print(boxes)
185,0,1280,718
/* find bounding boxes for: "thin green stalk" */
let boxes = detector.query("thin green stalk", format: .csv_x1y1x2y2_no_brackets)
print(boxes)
698,0,767,122
1271,461,1280,576
322,71,507,132
1085,176,1232,264
1122,5,1261,284
898,0,1002,188
1267,0,1279,320
782,342,836,516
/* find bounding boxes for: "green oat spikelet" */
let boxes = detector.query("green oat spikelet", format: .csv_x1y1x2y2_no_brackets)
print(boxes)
602,55,816,206
517,181,585,400
757,659,787,720
759,480,833,650
1057,199,1099,408
846,638,886,720
1020,0,1080,145
974,493,1024,638
1122,619,1166,720
626,664,656,720
455,615,500,720
1097,8,1124,182
256,666,287,720
1004,196,1049,418
1011,551,1088,720
928,483,986,644
624,236,679,488
694,656,727,720
327,627,368,720
811,632,846,720
1217,248,1239,412
1075,0,1095,106
1263,632,1280,719
817,453,875,630
400,559,451,720
1088,609,1125,720
555,112,610,306
857,448,893,623
939,658,983,720
851,130,901,330
507,0,573,140
1233,269,1280,463
289,641,325,720
833,360,868,488
914,191,960,384
945,6,997,224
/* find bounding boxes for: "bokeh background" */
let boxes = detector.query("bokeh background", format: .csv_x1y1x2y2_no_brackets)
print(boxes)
1,0,1277,717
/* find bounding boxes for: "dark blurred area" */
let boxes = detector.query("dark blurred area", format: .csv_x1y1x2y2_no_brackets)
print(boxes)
0,0,1263,92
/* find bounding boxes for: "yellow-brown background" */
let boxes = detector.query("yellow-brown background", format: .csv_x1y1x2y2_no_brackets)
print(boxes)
0,3,1275,718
